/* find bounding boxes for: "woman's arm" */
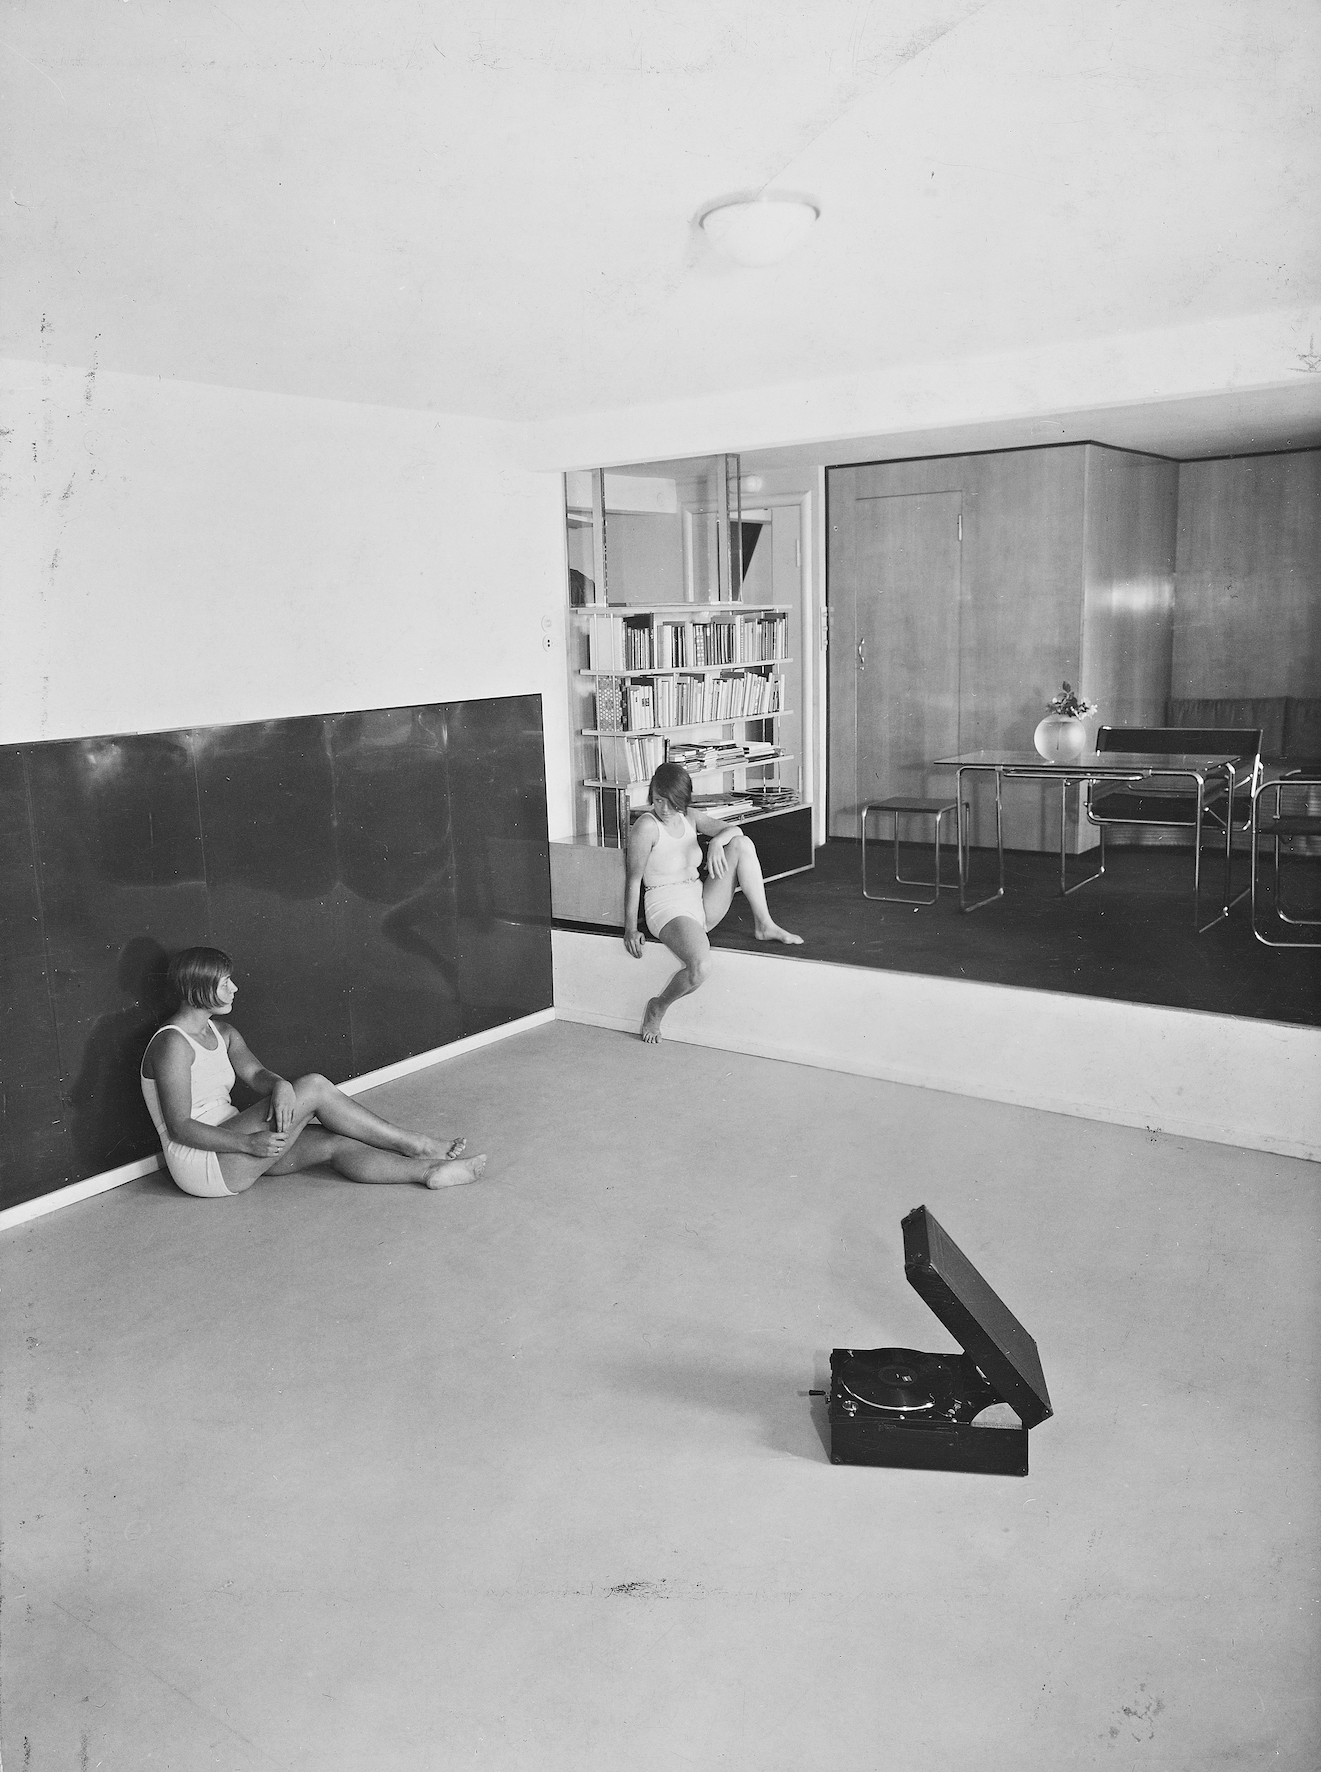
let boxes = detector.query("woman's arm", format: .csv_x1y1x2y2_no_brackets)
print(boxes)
150,1032,286,1158
692,810,739,876
222,1026,298,1132
623,816,658,957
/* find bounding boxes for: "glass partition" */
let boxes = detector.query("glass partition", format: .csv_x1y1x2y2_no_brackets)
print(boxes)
565,455,743,605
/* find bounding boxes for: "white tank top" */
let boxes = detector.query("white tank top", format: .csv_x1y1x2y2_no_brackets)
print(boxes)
642,812,701,889
140,1022,237,1143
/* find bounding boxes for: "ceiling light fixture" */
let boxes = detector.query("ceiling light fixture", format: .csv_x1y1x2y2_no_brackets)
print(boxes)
699,194,820,267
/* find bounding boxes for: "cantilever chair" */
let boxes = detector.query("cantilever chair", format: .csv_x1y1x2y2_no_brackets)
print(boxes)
1251,766,1321,946
1084,725,1261,933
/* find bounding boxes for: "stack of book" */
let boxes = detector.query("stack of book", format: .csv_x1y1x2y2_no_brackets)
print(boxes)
738,786,799,809
691,794,755,819
666,743,711,770
667,741,746,775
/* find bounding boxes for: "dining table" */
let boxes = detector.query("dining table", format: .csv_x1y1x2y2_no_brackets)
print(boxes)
932,749,1243,927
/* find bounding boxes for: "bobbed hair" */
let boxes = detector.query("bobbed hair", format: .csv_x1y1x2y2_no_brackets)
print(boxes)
648,761,693,815
168,946,235,1011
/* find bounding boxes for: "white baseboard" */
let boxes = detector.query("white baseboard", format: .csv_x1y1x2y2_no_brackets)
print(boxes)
552,930,1321,1162
0,1007,557,1235
0,1153,169,1233
336,1008,555,1095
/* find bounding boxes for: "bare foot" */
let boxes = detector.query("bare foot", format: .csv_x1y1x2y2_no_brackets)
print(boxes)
424,1154,487,1189
641,997,666,1044
754,922,804,945
415,1134,467,1161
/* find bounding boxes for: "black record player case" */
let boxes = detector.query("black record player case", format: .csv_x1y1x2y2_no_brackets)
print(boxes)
827,1206,1053,1477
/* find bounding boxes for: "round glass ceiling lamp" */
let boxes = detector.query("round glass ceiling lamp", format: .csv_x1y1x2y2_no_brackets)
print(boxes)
699,194,820,267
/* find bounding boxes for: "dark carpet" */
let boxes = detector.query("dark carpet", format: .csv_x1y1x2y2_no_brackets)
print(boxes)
704,839,1321,1027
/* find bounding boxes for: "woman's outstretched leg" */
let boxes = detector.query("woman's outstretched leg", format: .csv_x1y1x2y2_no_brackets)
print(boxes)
641,916,711,1044
266,1127,486,1189
702,832,803,943
286,1073,468,1162
213,1076,479,1194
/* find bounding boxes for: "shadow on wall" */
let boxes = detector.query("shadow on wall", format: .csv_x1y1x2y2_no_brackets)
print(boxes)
67,936,173,1175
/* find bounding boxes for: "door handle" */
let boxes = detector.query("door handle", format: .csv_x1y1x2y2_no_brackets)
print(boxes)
858,638,866,670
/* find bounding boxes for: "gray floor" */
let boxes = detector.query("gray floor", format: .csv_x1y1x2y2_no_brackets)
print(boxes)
3,1021,1317,1770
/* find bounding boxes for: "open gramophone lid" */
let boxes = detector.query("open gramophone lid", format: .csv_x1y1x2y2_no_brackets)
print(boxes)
902,1206,1053,1428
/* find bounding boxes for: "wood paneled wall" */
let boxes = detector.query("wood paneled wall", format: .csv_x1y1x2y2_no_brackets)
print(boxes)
1081,448,1179,729
831,450,1081,847
1173,450,1321,697
828,444,1181,852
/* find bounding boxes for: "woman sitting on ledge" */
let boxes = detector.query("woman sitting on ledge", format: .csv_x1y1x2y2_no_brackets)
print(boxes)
624,761,802,1045
140,947,486,1199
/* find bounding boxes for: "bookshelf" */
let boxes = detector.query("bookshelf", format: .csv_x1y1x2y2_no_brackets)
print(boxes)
554,600,814,927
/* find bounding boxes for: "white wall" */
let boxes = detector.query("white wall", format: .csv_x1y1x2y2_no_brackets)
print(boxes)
553,931,1321,1163
1,357,573,824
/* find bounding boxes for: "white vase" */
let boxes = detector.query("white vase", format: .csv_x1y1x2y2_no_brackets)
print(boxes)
1033,714,1087,763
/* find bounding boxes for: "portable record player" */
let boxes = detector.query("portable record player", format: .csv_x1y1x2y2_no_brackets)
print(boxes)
824,1205,1053,1476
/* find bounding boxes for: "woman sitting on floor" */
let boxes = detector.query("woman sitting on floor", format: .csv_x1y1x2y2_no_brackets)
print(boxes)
624,761,802,1044
140,946,486,1198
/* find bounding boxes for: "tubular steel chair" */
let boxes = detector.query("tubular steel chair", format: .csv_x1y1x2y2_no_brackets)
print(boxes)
1251,766,1321,947
861,796,963,905
1084,725,1261,933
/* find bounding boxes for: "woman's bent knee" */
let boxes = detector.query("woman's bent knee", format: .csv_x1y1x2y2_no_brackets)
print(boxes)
690,956,713,987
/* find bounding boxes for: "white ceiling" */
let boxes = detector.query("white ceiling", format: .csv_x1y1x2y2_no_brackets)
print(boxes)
4,0,1320,456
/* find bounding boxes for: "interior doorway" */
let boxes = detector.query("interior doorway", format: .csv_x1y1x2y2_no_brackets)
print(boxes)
828,488,963,836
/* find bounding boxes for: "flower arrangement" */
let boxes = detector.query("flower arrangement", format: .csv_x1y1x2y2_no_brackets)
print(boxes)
1045,680,1095,719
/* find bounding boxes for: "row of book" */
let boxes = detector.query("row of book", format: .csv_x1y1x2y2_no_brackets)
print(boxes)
655,614,788,669
595,670,783,732
653,670,782,725
594,733,667,785
588,613,788,672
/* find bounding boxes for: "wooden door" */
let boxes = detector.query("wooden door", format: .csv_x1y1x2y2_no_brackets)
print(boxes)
829,486,962,836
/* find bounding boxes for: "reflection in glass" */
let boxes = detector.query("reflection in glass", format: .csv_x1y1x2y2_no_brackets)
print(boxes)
564,456,744,605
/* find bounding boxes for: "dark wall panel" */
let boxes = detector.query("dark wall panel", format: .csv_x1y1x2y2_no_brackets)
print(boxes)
194,716,351,1086
447,698,555,1037
329,707,463,1077
0,750,71,1191
0,695,550,1211
25,733,209,1183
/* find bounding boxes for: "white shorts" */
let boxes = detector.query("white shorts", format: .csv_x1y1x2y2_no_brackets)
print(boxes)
163,1104,241,1198
645,878,706,939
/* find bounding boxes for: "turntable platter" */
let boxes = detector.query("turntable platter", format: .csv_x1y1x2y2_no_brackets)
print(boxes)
839,1357,934,1414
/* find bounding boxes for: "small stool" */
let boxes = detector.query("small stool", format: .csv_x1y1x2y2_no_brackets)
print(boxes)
862,797,962,905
